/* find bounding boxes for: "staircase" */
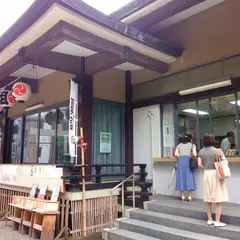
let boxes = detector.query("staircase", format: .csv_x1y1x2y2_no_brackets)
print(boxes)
103,195,240,240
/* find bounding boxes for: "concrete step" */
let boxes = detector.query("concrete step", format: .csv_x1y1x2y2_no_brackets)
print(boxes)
145,199,240,226
115,218,230,240
127,208,240,240
102,228,160,240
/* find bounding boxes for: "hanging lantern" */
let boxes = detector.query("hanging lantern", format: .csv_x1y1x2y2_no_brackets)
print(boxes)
0,90,16,108
12,82,32,103
45,112,55,125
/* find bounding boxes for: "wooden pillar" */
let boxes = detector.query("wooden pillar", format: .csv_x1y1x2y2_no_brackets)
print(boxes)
74,62,93,176
0,109,9,163
125,71,133,173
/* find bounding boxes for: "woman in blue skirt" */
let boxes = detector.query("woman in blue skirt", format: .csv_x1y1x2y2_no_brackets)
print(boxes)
175,134,197,201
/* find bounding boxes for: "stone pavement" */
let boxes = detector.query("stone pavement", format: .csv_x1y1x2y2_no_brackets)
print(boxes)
0,222,30,240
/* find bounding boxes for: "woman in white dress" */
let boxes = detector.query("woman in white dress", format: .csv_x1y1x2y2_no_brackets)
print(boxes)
198,133,229,227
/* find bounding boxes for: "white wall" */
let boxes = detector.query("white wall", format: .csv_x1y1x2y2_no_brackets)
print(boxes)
133,105,161,182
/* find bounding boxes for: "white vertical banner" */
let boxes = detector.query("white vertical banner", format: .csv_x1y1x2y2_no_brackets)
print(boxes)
69,79,78,158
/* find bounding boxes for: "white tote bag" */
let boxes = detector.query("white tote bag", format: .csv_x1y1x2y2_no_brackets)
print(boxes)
214,151,231,179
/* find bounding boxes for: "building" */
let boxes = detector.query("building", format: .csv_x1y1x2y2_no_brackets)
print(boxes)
0,0,240,237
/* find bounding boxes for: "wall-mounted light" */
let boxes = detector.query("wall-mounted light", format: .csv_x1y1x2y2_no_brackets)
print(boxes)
179,79,232,96
182,109,208,115
229,100,240,106
25,103,44,112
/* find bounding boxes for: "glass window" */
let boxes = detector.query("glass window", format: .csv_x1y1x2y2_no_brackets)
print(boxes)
8,103,70,164
23,114,39,163
177,93,239,156
210,94,237,155
38,110,57,164
177,101,197,147
9,118,23,164
56,106,71,164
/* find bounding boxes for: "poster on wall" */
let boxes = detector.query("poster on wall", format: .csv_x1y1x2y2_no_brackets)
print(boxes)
163,125,174,147
100,132,111,153
68,79,78,158
0,165,65,193
2,165,19,185
2,165,19,184
23,166,62,179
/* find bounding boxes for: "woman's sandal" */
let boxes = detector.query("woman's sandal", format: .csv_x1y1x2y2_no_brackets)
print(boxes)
181,196,186,201
188,197,192,202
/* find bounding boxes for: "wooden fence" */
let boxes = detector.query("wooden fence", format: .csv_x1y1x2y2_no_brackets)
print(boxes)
70,196,118,238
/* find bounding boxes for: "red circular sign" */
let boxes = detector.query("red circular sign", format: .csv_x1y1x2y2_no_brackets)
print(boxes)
8,93,16,104
13,83,27,96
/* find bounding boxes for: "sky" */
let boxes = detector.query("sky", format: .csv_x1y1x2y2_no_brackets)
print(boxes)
0,0,35,37
0,0,132,37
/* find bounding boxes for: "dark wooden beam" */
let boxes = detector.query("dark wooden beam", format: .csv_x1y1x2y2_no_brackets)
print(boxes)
131,0,205,32
125,71,134,173
86,47,168,74
128,49,168,73
0,109,8,164
85,53,125,75
37,52,81,74
37,48,168,75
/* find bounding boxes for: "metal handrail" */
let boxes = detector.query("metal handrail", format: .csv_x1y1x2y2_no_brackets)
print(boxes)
110,174,135,228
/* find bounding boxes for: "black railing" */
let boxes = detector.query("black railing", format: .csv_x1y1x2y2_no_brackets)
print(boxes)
57,163,152,208
57,163,147,184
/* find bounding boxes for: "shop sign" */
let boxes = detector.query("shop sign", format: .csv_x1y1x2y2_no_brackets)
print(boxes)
163,125,174,147
100,132,111,153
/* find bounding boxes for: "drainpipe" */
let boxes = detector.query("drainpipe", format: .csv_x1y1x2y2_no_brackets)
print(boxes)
148,111,156,194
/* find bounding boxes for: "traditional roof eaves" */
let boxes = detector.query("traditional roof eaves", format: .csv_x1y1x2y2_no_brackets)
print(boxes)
110,0,156,20
0,0,183,58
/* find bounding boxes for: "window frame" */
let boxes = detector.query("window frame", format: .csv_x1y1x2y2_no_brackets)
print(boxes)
6,101,69,164
173,90,240,155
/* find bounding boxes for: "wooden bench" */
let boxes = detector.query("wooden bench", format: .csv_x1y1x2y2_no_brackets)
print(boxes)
7,195,59,240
